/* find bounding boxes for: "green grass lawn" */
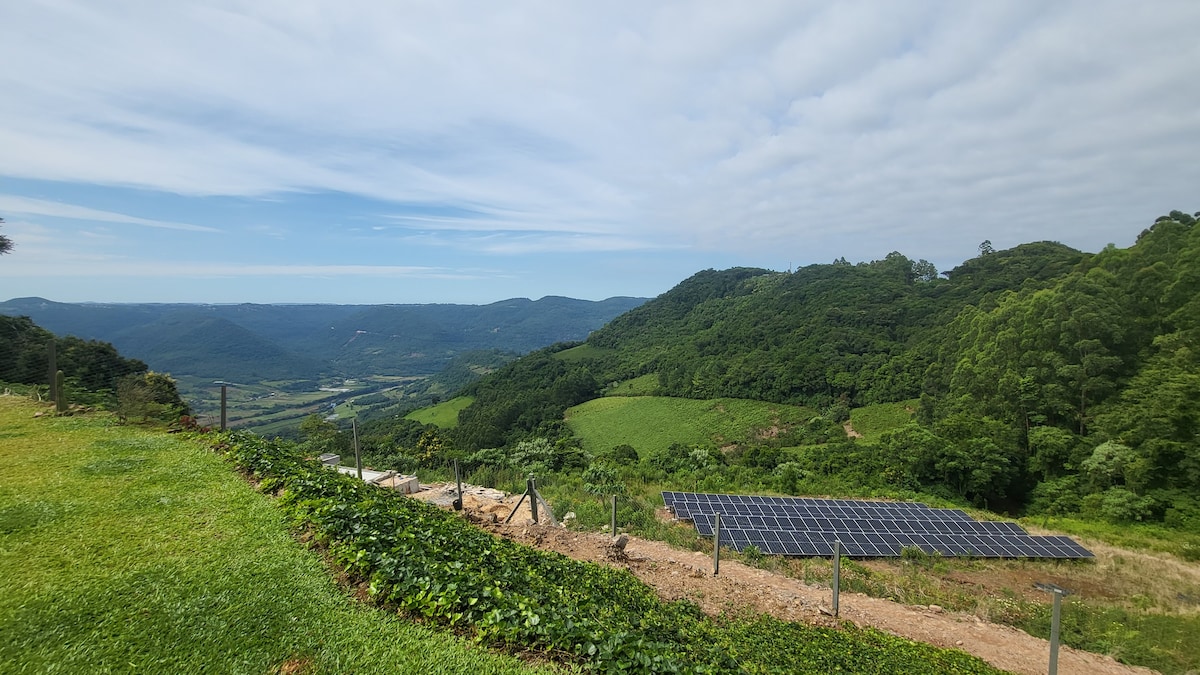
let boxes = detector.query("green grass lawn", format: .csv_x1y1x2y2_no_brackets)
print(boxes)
406,396,474,429
0,396,556,674
605,374,659,396
550,344,612,362
565,396,815,456
849,400,918,440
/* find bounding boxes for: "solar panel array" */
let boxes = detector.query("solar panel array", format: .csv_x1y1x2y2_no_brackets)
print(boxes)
663,491,1092,559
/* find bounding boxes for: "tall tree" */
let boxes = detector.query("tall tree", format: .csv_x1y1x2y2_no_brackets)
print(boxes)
0,217,12,256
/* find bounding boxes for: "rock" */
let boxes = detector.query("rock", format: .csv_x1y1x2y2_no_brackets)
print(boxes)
929,604,944,613
955,640,963,646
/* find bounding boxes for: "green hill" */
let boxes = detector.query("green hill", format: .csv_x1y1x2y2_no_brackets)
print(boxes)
446,209,1200,528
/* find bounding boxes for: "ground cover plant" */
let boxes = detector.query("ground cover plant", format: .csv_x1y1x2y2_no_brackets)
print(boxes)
0,397,554,674
214,428,1003,673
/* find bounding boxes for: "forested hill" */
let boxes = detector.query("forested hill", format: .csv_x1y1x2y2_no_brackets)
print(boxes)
449,210,1200,524
587,240,1085,406
0,296,646,380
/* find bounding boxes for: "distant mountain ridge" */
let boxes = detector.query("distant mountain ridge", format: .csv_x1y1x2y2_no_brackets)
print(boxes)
0,296,647,380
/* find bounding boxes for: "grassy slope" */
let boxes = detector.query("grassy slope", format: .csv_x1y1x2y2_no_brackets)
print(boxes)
0,397,553,675
406,395,475,429
849,401,918,441
565,396,816,456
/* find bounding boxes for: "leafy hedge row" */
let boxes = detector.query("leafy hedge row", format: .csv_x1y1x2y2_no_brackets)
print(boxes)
213,431,1003,674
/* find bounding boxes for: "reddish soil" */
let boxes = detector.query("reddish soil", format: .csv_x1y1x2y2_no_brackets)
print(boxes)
414,484,1155,675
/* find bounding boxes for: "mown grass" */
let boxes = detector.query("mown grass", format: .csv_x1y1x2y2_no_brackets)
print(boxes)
565,396,815,456
406,395,475,429
0,397,555,674
848,400,917,440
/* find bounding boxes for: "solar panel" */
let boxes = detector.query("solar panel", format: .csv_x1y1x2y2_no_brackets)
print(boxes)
666,491,1092,559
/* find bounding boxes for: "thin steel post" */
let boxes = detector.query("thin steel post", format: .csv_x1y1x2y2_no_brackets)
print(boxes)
610,494,617,534
1049,590,1063,675
529,475,538,523
833,539,841,617
219,384,227,432
713,513,722,575
353,418,362,481
454,459,463,510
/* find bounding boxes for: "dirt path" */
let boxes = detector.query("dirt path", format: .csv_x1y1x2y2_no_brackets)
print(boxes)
415,485,1155,675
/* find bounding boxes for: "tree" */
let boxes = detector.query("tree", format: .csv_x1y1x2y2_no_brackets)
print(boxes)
115,371,189,423
299,413,346,457
978,240,995,256
582,462,625,502
912,259,938,282
0,217,12,256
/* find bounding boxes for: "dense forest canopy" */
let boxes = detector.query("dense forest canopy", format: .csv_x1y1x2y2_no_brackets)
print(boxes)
398,210,1200,529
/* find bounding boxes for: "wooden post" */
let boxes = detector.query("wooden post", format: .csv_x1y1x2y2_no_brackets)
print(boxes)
219,384,227,432
713,512,722,575
55,371,67,413
353,418,362,481
832,539,842,617
610,494,617,534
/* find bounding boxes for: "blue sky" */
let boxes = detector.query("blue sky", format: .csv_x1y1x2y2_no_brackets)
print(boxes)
2,1,1198,304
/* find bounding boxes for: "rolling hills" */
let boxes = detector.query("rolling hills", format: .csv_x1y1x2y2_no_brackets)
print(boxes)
0,295,646,381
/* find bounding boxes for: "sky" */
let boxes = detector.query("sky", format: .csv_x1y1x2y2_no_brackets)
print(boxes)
1,1,1198,305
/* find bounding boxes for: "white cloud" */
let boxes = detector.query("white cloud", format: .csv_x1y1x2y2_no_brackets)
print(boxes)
0,196,219,233
1,0,1198,294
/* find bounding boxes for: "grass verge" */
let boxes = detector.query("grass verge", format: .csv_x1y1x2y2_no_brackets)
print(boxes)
0,397,555,674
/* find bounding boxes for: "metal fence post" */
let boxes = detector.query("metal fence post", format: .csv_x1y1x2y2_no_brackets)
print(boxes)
610,494,617,534
1049,589,1063,675
352,418,362,481
1034,582,1070,675
528,475,538,523
713,512,722,575
454,459,463,510
833,539,842,617
219,384,227,432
